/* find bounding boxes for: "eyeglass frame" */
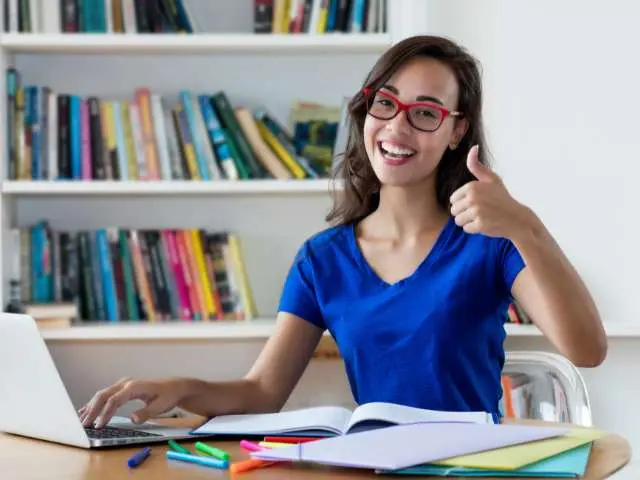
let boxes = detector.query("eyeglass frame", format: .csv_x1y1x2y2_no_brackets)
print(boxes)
362,87,463,132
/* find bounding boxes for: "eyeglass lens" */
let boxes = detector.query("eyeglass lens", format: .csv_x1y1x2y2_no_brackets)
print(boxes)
368,91,442,131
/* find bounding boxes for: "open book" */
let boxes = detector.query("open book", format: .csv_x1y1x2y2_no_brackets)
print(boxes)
191,402,494,437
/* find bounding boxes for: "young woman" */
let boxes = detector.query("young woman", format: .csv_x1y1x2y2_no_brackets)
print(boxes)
79,35,607,429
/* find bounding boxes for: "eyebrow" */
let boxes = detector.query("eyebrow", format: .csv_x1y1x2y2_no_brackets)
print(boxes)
381,84,444,105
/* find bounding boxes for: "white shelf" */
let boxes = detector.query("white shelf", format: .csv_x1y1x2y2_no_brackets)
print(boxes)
504,324,542,336
1,179,338,196
39,319,281,341
38,320,353,342
505,323,640,338
38,321,640,341
0,33,392,55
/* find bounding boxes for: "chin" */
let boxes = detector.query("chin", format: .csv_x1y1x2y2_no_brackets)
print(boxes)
372,158,437,187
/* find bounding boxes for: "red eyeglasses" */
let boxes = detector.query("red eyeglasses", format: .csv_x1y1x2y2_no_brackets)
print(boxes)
362,87,462,132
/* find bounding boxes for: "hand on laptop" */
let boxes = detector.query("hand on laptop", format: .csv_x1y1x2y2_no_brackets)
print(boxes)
78,377,186,429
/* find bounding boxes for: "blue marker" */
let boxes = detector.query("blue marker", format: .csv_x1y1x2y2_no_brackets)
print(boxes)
166,450,229,469
128,446,151,468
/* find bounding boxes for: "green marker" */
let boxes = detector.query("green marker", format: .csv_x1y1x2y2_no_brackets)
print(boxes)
168,439,190,455
195,441,230,461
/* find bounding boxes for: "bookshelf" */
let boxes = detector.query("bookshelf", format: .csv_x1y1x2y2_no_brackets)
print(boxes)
0,32,393,54
0,0,428,338
5,0,621,341
35,321,640,342
2,179,337,196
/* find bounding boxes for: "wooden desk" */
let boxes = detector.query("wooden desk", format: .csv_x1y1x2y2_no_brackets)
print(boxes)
0,419,631,479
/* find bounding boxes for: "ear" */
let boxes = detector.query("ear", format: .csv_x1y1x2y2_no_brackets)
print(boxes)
449,118,469,150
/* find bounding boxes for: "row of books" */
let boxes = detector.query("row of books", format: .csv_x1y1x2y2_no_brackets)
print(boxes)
6,67,345,182
255,0,387,34
3,0,387,35
3,0,195,34
8,222,257,323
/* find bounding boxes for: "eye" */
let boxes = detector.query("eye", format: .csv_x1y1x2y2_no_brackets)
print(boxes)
375,97,394,108
414,108,437,118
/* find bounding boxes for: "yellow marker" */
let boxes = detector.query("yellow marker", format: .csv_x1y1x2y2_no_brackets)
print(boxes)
258,441,292,449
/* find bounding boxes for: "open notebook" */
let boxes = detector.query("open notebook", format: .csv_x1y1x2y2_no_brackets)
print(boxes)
191,402,494,437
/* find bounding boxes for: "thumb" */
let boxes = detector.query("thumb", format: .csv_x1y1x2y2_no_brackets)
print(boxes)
131,398,174,424
466,145,498,182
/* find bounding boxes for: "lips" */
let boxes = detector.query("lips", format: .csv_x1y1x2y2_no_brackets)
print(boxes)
377,141,417,166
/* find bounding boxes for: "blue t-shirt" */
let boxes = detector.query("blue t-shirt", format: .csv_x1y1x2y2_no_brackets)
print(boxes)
278,215,525,420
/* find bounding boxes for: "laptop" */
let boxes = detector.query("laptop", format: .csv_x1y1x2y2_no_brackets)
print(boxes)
0,313,205,448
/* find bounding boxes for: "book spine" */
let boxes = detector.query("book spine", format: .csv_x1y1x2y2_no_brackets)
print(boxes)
118,229,141,321
96,228,118,322
211,91,266,179
254,0,274,33
112,100,129,180
6,69,18,180
199,95,238,180
80,98,92,180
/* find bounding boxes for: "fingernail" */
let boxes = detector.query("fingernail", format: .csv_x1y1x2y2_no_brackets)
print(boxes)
131,415,139,424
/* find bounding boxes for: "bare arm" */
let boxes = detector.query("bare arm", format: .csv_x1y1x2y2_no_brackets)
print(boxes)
510,207,607,367
81,312,323,427
448,146,606,368
175,312,324,417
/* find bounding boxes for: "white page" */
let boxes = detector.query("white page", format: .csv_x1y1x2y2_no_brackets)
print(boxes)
252,422,568,471
192,406,353,436
345,402,492,434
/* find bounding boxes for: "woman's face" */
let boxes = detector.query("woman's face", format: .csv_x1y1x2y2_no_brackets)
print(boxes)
363,56,467,188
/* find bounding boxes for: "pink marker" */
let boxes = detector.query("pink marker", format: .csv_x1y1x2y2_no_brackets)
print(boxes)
240,440,266,452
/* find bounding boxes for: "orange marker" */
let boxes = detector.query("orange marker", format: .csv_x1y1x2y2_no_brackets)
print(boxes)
230,458,279,474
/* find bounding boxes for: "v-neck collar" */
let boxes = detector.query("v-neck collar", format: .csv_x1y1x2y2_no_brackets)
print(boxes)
349,216,455,288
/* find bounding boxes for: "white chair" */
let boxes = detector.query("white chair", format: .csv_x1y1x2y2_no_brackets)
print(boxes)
501,351,592,427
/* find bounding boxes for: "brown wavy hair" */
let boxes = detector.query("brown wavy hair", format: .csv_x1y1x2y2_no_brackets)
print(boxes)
326,35,490,226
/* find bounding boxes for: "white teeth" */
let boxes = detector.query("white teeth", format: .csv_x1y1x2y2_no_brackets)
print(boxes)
380,141,416,156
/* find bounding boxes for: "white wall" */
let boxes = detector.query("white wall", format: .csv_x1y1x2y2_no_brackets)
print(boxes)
428,1,640,477
32,1,640,478
426,0,640,329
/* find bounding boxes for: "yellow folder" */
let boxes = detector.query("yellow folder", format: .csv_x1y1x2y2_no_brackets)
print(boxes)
432,427,606,470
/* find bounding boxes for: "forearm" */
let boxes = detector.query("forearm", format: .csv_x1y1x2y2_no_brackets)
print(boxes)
511,207,607,366
174,377,280,418
171,315,321,418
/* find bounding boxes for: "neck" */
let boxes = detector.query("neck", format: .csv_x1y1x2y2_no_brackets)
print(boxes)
370,180,449,238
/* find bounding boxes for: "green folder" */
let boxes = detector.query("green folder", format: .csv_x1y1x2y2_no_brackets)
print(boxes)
429,427,604,470
377,443,592,477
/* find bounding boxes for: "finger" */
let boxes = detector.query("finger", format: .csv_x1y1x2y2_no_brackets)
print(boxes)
450,196,472,216
450,182,472,205
453,206,476,228
95,381,152,428
466,145,499,183
131,396,174,424
462,218,481,234
82,378,131,427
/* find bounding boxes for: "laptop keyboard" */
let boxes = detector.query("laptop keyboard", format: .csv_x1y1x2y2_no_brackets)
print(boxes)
85,426,163,439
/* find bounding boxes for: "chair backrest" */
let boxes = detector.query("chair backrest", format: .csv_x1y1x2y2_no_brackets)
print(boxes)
501,351,592,427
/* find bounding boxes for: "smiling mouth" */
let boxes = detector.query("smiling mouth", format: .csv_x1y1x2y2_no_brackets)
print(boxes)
377,141,417,164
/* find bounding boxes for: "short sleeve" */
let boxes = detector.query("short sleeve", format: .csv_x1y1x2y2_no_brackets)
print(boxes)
277,243,326,330
496,237,526,294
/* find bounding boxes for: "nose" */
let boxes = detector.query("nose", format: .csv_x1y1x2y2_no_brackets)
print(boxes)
385,109,412,134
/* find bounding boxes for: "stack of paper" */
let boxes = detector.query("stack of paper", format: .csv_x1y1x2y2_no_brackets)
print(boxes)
377,427,606,477
250,422,569,471
250,422,606,477
378,444,592,477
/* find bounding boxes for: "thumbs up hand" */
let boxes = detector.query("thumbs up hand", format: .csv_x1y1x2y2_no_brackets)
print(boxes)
449,145,530,239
